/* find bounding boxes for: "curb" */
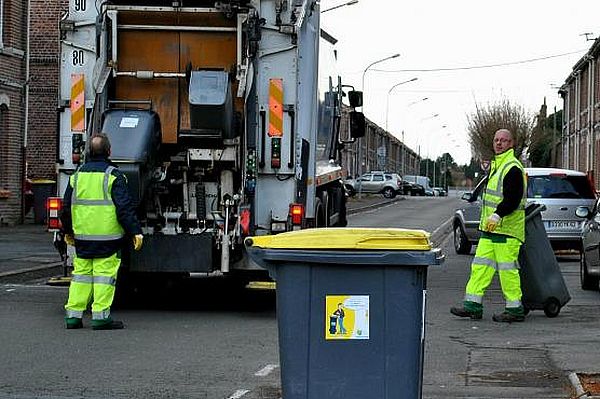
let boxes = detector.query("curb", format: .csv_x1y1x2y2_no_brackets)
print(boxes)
569,372,600,398
430,216,453,247
0,261,64,278
347,196,405,216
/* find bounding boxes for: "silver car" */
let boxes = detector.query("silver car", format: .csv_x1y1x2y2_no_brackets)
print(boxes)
453,167,596,255
576,198,600,290
344,171,403,198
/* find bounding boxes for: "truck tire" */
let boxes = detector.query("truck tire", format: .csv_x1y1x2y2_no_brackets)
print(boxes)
335,185,347,227
345,185,356,197
315,197,325,227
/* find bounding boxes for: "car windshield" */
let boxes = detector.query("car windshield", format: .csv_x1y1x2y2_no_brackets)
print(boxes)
527,175,595,199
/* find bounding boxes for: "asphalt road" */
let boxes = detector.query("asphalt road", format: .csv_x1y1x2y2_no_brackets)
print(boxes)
1,195,599,398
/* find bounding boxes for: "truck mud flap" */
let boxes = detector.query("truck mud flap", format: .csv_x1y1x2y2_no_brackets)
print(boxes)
129,233,213,273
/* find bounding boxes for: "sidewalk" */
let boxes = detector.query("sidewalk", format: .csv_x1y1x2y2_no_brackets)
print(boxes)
0,224,63,278
346,193,404,214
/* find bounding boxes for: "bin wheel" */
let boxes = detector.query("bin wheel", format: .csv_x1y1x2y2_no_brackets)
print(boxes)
543,298,561,318
523,307,530,316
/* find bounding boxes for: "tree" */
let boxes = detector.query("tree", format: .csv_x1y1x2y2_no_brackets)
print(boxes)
467,98,534,162
529,99,562,167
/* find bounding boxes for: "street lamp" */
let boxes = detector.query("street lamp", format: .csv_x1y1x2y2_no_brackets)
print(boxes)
384,77,418,131
358,52,400,198
361,53,401,112
322,0,359,13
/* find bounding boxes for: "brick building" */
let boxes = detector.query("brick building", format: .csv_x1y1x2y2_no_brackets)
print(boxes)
560,37,600,189
0,0,64,225
340,107,420,179
0,0,27,225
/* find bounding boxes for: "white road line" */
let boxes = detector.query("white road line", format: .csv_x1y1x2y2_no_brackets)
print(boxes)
227,389,250,399
254,364,279,377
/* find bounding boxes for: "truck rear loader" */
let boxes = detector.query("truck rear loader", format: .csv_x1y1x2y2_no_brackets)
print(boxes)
50,0,365,281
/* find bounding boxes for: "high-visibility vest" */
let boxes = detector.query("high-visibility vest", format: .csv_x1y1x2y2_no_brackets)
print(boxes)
71,166,124,242
479,149,526,242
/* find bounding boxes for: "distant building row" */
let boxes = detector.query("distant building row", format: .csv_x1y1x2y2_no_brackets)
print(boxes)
560,37,600,189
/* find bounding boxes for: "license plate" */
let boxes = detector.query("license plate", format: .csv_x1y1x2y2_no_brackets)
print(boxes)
546,220,580,229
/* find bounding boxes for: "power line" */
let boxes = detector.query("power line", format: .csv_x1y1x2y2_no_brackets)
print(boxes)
372,49,587,73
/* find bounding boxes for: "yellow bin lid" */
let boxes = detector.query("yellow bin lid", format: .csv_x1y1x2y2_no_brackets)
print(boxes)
247,228,431,251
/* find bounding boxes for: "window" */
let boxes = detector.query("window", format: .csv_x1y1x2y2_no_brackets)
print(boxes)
527,175,595,199
0,103,7,187
0,0,3,48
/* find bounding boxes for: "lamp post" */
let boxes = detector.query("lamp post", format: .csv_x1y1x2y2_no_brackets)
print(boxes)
384,78,418,131
357,52,400,198
322,0,359,13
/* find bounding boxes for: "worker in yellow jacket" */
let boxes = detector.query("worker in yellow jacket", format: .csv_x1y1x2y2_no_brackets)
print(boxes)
451,128,526,322
61,133,143,330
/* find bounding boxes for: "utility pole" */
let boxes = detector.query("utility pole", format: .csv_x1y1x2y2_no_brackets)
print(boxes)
552,106,557,166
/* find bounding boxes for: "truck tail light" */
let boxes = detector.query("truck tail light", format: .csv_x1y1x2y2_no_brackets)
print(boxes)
290,203,304,226
47,197,62,232
240,208,251,236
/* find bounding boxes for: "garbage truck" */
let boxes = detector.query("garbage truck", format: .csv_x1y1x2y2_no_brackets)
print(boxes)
50,0,365,278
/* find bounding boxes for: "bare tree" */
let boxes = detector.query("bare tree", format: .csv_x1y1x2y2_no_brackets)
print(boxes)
467,99,534,162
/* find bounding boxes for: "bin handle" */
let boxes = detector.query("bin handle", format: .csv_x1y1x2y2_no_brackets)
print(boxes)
354,236,431,250
525,203,546,222
431,247,445,265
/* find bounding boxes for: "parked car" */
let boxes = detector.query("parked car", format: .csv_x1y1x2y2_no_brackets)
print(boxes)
433,187,447,197
344,171,403,198
452,167,596,255
403,175,432,196
575,199,600,290
453,178,486,254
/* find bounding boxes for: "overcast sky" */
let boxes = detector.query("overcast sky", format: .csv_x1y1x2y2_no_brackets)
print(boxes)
321,0,600,165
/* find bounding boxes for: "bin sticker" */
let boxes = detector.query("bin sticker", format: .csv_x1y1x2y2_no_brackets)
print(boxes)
119,117,139,128
325,295,369,340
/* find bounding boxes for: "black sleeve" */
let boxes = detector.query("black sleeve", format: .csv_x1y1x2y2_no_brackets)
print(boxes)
495,166,524,218
60,182,74,235
111,171,143,235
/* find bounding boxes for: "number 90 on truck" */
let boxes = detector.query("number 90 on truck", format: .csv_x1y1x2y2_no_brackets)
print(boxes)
51,0,365,281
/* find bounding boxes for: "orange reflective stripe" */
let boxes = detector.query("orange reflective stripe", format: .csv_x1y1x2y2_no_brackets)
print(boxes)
268,78,283,137
71,74,85,132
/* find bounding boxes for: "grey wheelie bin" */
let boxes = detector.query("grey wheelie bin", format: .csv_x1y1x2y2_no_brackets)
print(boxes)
245,228,444,399
519,203,571,317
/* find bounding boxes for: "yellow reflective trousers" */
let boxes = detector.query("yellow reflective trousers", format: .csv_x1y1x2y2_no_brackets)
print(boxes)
64,252,121,321
464,234,522,309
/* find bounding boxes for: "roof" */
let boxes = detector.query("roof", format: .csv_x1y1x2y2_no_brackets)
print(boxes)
525,167,586,177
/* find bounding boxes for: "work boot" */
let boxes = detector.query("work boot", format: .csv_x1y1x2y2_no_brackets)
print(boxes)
450,306,482,320
65,317,83,329
492,307,525,323
92,318,124,330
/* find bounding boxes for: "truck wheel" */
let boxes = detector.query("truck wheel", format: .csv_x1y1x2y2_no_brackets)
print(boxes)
315,197,325,227
345,185,356,197
453,223,472,255
335,185,347,227
382,187,396,199
580,252,599,290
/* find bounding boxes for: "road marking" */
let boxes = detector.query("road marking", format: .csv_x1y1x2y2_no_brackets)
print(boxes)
255,364,279,377
227,389,250,399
